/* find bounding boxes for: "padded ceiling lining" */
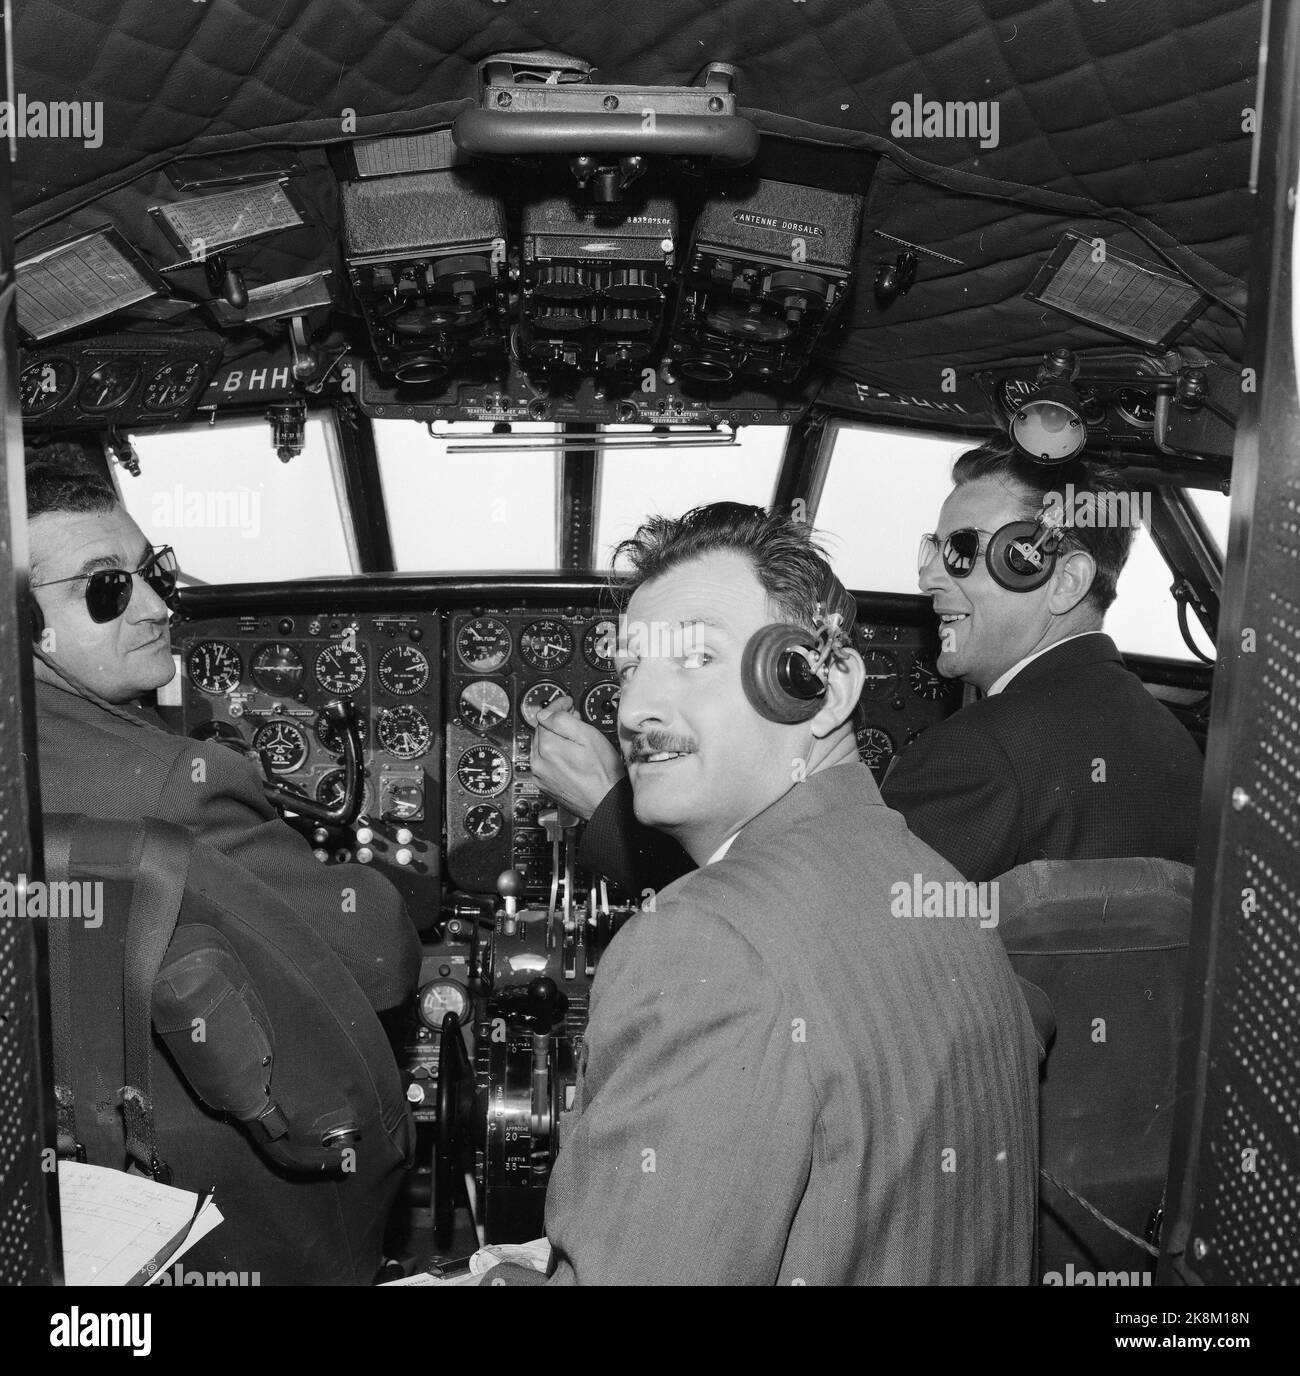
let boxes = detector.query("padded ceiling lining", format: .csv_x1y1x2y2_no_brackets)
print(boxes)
9,0,1260,419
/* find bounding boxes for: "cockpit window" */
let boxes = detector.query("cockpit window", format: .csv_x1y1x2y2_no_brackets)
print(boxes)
813,421,976,592
1108,527,1216,661
373,422,560,571
594,425,784,565
1187,486,1232,557
121,413,358,584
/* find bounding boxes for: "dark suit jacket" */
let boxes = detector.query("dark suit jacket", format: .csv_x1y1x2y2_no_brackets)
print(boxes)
879,634,1204,882
32,678,420,1011
542,763,1039,1284
582,633,1204,891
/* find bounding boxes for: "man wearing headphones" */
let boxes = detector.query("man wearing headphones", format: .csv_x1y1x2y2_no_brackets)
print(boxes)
879,439,1204,880
24,447,419,1013
535,445,1204,887
517,503,1037,1283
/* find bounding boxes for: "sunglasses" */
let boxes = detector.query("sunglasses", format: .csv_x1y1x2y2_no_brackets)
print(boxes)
32,545,180,623
918,528,989,578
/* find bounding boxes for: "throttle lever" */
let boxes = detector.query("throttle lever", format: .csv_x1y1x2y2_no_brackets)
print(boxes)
496,975,568,1034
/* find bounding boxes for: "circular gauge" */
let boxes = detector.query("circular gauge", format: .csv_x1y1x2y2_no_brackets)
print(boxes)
998,377,1036,417
315,707,367,755
519,619,574,671
384,782,424,820
252,720,309,774
77,359,141,412
316,769,374,815
189,719,244,751
459,680,510,732
316,643,367,694
858,650,900,701
19,358,77,415
378,644,429,696
583,681,621,731
186,640,242,694
1114,387,1156,430
456,744,510,797
457,617,512,672
856,724,895,778
520,680,565,727
251,643,305,694
464,803,504,841
908,657,953,701
377,705,432,759
316,768,347,809
583,619,618,671
418,979,470,1030
142,360,206,411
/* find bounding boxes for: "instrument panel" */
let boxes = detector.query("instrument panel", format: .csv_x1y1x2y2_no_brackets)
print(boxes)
850,619,963,777
19,332,224,429
447,609,620,896
176,595,961,917
178,611,444,915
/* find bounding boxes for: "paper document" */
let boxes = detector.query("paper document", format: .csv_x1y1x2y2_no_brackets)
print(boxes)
57,1161,223,1286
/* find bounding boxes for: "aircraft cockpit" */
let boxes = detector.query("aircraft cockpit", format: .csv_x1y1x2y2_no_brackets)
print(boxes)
1,0,1296,1321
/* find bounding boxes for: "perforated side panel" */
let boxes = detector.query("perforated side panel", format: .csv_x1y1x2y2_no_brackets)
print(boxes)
1163,62,1300,1273
0,364,53,1283
1189,844,1300,1284
0,67,54,1277
1176,578,1300,1283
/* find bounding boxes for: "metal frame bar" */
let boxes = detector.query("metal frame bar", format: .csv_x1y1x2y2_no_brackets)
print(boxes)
557,425,597,571
332,402,395,573
772,410,832,517
1146,485,1221,640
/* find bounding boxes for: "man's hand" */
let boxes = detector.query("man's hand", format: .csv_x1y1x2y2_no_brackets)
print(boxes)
531,695,626,820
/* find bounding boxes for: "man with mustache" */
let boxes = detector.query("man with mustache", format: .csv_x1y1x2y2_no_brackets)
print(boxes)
535,444,1203,888
517,503,1037,1283
24,446,419,1013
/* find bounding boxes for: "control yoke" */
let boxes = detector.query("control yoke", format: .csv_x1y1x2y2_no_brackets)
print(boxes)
259,698,365,827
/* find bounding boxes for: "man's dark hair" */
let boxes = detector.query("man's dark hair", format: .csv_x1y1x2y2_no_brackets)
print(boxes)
25,443,117,521
611,502,845,633
952,438,1138,611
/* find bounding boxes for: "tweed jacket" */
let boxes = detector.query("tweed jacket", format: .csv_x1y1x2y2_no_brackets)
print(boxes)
542,762,1039,1284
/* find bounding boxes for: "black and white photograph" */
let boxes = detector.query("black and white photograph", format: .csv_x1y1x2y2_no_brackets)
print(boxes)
0,0,1292,1344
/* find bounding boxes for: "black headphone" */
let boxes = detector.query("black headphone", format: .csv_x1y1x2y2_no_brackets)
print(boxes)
984,507,1069,593
740,563,858,724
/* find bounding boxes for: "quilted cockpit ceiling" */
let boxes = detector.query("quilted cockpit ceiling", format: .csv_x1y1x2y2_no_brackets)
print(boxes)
8,0,1263,423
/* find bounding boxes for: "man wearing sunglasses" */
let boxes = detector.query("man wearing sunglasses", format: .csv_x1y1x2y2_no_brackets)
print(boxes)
24,447,420,1014
877,439,1204,881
